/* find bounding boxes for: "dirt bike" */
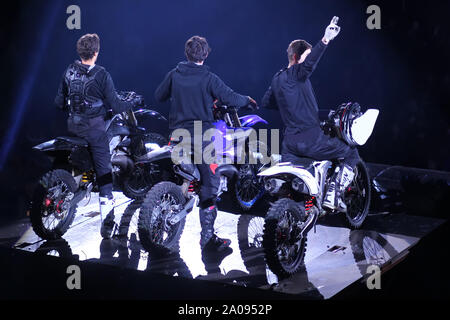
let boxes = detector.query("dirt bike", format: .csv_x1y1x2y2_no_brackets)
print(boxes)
211,102,270,210
258,102,379,279
30,91,168,240
136,102,267,252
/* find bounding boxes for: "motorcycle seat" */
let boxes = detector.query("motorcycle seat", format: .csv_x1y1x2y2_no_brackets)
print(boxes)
293,158,315,169
283,154,315,168
57,136,88,147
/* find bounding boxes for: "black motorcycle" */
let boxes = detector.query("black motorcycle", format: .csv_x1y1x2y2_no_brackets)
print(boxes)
30,91,168,240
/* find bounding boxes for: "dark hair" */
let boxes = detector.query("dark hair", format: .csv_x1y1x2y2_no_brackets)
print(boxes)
77,33,100,61
185,35,211,63
287,39,312,62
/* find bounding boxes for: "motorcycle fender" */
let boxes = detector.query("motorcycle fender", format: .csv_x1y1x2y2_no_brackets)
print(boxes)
258,164,319,196
134,108,168,121
350,108,379,146
33,139,56,151
239,115,268,127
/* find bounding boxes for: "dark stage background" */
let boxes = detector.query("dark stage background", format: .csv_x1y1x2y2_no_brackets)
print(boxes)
0,0,449,223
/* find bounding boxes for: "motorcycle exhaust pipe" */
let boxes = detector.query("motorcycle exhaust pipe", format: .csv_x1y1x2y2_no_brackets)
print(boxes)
111,155,134,172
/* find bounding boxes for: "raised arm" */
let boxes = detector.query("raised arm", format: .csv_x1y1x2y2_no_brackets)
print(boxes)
295,40,328,80
296,16,341,80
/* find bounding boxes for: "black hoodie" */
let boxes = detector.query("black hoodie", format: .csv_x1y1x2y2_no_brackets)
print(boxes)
55,61,132,119
155,61,250,131
261,40,327,136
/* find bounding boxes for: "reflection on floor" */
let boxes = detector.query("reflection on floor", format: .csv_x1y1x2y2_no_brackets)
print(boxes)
8,190,444,299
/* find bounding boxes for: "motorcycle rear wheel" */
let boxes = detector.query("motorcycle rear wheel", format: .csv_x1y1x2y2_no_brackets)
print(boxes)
234,140,268,211
343,160,371,228
30,169,78,240
262,198,308,279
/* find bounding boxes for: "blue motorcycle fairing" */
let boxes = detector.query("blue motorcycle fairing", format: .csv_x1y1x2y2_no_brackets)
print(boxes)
239,114,268,127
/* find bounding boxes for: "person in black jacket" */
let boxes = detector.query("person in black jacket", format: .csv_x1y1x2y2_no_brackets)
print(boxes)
262,17,359,213
155,35,257,252
55,33,141,223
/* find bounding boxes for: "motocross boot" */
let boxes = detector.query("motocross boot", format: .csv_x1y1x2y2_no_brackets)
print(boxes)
322,164,355,212
199,205,231,252
99,195,116,239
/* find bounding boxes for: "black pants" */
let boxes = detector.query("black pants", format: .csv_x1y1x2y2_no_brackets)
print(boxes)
171,127,220,209
196,157,220,208
68,115,113,198
282,126,360,168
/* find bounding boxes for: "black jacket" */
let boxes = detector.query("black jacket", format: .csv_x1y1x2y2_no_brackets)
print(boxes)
262,40,327,135
55,61,132,119
155,61,250,131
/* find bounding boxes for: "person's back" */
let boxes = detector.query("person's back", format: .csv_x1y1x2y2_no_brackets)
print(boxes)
155,35,256,253
168,61,213,130
55,33,140,230
155,41,252,132
156,61,217,131
262,17,360,213
267,40,326,135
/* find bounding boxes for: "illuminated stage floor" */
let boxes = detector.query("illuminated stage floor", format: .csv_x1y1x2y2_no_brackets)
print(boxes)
4,189,444,300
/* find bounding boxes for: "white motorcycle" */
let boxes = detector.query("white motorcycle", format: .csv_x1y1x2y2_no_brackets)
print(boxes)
258,102,379,278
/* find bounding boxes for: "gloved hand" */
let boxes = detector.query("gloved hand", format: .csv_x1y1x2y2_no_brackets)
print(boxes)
132,95,145,107
323,16,341,42
247,96,259,110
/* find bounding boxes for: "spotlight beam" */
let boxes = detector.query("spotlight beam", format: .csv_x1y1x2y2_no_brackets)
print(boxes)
0,0,62,170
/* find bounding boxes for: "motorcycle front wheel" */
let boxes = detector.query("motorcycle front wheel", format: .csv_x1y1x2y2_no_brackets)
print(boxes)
138,181,186,252
262,198,308,279
30,169,78,240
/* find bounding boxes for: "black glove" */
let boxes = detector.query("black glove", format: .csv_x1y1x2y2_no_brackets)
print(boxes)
247,96,259,110
132,95,145,108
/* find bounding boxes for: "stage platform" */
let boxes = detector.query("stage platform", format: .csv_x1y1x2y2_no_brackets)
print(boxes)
0,163,449,300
